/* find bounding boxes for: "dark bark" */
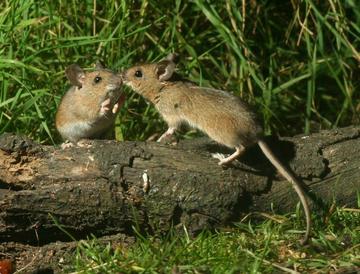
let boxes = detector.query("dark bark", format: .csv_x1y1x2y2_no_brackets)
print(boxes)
0,126,359,272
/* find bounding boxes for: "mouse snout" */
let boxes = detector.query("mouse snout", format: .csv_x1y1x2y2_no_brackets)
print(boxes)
117,71,126,82
112,73,123,87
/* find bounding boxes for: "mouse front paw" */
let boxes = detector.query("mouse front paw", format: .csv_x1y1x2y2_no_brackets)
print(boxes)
76,139,93,148
112,93,126,114
99,98,111,115
61,140,75,149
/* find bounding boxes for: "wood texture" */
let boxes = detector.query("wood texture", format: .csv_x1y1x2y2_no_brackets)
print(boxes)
0,126,359,272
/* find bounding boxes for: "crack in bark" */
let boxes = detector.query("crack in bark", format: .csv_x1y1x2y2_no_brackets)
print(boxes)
0,127,359,273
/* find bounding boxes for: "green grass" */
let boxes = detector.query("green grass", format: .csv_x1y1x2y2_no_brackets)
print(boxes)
69,203,360,273
1,0,360,273
0,0,359,143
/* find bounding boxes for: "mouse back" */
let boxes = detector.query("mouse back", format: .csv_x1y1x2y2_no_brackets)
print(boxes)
122,55,263,147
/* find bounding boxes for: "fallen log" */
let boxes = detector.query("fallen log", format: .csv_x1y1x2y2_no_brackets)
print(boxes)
0,126,359,272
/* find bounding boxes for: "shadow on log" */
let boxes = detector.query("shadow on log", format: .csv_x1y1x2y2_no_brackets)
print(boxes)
0,126,359,272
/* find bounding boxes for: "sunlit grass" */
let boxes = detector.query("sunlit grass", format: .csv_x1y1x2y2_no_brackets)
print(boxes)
1,1,359,272
69,203,360,273
0,0,359,143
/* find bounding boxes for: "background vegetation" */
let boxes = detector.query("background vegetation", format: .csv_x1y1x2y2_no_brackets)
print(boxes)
0,0,359,272
0,0,359,144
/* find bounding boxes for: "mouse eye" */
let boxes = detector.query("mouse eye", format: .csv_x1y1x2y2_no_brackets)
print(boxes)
94,76,102,83
134,70,143,78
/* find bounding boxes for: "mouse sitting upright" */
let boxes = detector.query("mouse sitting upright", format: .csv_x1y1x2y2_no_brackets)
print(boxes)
55,63,125,146
121,53,311,244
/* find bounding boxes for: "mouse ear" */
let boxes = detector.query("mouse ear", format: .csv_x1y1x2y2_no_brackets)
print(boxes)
165,53,179,63
156,60,175,81
65,64,86,88
94,61,104,70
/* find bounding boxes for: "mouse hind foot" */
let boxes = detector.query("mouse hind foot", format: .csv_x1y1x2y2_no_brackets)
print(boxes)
217,146,245,166
157,127,177,143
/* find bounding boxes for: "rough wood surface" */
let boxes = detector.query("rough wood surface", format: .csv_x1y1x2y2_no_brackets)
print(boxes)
0,126,359,272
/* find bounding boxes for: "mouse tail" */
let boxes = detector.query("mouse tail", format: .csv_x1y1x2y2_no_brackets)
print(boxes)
258,139,311,245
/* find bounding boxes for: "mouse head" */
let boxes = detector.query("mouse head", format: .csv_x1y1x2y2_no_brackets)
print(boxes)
65,63,122,97
121,53,178,95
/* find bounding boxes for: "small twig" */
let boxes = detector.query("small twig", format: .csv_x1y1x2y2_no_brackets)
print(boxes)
243,248,300,274
68,259,119,274
13,252,38,274
92,0,96,36
340,208,360,213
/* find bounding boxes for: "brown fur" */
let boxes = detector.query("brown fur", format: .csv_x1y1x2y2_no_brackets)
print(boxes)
121,55,311,244
55,64,123,143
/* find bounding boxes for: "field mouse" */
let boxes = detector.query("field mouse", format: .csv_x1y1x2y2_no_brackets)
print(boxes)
121,53,311,244
55,63,125,145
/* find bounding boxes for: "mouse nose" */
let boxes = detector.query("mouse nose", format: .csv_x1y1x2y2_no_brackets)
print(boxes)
118,71,125,81
114,74,123,86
